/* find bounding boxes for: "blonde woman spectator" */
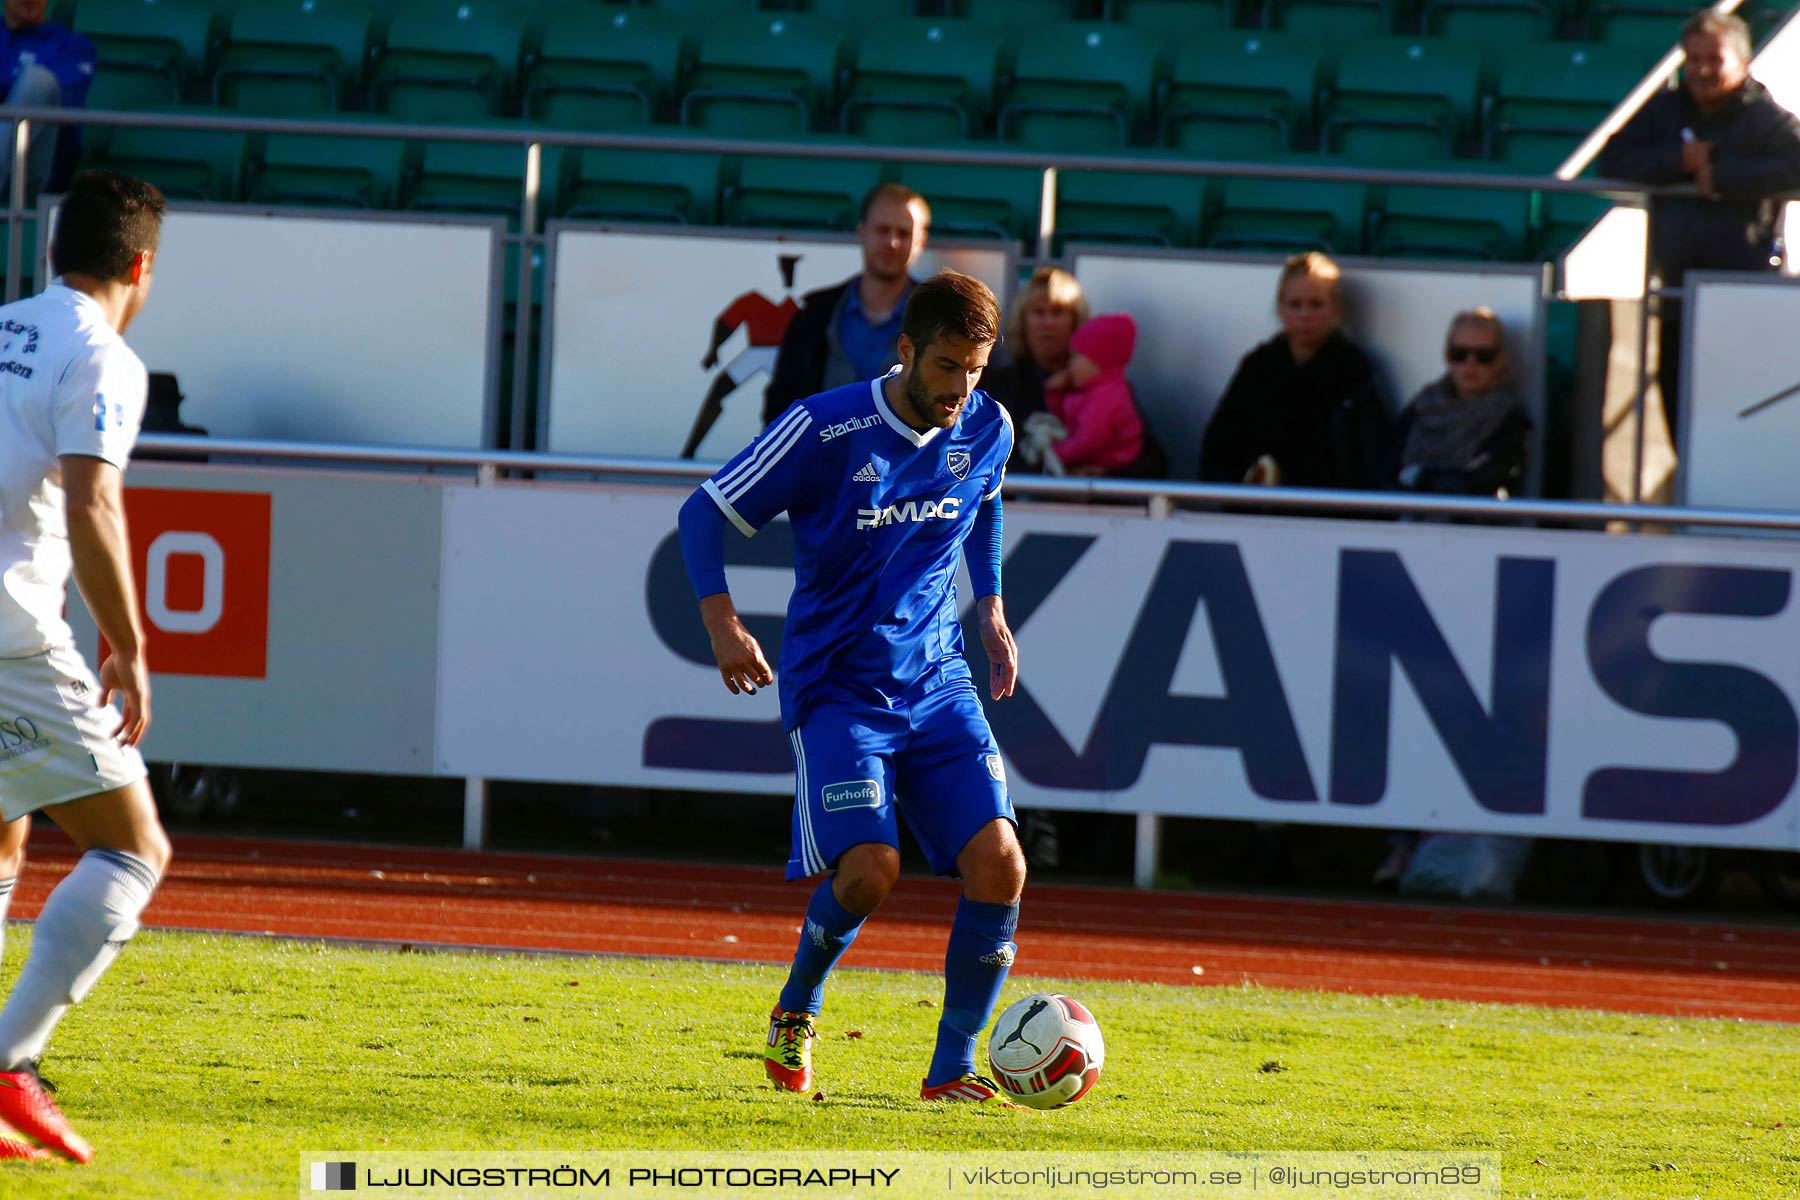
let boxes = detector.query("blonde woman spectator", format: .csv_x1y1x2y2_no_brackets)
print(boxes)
982,266,1089,448
1199,252,1384,490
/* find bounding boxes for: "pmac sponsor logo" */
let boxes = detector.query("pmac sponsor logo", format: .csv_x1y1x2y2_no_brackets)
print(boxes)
113,489,273,679
819,414,882,442
856,496,961,531
0,715,51,771
642,524,1800,833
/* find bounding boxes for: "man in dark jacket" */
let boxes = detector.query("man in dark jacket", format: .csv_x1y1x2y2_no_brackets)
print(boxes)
760,183,931,426
1596,11,1800,436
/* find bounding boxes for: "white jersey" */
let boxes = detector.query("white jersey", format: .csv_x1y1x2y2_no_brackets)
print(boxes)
0,284,147,658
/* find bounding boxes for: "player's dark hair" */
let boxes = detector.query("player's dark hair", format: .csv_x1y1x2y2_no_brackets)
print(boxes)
51,171,166,281
903,270,1002,353
859,181,931,228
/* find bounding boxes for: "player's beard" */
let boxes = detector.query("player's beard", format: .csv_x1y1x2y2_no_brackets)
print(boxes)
904,365,961,429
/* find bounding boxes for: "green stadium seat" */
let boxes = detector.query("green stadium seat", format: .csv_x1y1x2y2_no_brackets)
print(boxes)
1160,32,1322,150
1484,43,1648,161
1055,164,1208,248
82,115,248,201
1118,0,1232,34
1589,0,1702,49
1207,165,1368,253
75,0,219,100
560,147,723,225
371,0,529,123
957,0,1080,27
248,126,411,207
998,23,1158,151
1320,37,1484,163
523,5,682,130
899,158,1041,241
681,13,847,137
1420,0,1556,43
723,152,884,230
645,0,759,20
214,0,375,115
405,138,534,220
1267,0,1394,40
83,67,178,112
842,17,1003,143
1368,164,1535,259
1534,188,1611,258
803,0,916,33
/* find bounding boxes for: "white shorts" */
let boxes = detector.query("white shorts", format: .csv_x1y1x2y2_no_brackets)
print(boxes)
0,643,147,822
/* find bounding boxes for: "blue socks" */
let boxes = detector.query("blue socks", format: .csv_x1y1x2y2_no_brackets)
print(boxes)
776,876,867,1016
925,898,1020,1088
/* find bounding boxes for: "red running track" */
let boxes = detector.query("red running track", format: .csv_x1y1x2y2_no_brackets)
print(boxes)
9,830,1799,1023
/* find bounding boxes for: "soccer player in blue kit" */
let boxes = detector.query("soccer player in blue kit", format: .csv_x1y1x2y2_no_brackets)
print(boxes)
678,270,1025,1105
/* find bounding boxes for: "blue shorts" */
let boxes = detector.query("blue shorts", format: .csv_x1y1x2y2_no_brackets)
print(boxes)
785,673,1013,881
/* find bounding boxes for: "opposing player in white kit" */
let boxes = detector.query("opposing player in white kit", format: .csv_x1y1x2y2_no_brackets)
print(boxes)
0,171,170,1164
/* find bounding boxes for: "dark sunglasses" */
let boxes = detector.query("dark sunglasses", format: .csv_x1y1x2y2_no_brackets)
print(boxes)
1447,345,1499,365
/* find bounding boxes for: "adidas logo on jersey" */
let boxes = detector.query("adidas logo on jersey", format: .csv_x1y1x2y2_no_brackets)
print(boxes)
853,462,881,483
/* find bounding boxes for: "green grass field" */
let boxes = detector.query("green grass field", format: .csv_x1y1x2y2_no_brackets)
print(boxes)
0,928,1794,1199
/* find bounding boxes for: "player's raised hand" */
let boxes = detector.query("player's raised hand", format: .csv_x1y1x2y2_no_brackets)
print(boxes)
977,596,1018,701
699,593,775,696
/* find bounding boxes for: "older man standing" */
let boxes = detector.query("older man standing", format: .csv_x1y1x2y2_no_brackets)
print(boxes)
1597,10,1800,437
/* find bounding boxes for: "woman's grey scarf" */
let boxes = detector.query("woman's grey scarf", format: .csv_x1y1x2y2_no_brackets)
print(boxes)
1403,376,1522,470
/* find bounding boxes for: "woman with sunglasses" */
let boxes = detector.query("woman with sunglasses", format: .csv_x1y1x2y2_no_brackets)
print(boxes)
1385,308,1531,498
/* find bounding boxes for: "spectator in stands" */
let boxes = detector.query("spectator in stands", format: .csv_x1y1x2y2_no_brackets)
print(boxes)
1596,10,1800,439
982,265,1089,444
1031,312,1145,476
761,183,931,425
1199,251,1385,491
0,0,96,201
1384,308,1530,497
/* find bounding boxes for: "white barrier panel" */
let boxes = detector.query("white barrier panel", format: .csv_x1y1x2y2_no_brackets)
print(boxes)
64,463,445,773
57,206,501,448
1070,251,1546,488
1681,272,1800,511
438,485,1800,851
542,226,1013,460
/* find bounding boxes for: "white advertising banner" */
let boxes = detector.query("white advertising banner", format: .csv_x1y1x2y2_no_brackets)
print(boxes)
1681,272,1800,511
1070,251,1545,487
56,206,501,448
438,484,1800,851
541,226,1013,460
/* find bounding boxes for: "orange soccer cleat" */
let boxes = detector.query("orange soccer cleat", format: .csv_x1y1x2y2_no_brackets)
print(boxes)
0,1065,92,1164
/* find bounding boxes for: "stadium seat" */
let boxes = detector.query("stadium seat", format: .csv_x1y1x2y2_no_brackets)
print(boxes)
645,0,760,20
1117,0,1233,34
1267,0,1394,40
1055,164,1208,248
1206,166,1367,253
75,0,219,101
1420,0,1556,43
406,137,538,221
247,126,412,208
214,0,375,115
681,13,847,137
1588,0,1702,49
82,116,248,201
523,5,682,130
956,0,1081,27
560,147,724,225
370,0,530,123
899,158,1041,241
998,23,1158,151
723,152,885,230
1159,32,1322,152
802,0,917,33
83,66,178,112
1320,38,1484,164
841,17,1003,143
1484,44,1649,162
1367,163,1534,259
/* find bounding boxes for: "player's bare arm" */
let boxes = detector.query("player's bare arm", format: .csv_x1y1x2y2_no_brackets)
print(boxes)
62,453,150,745
699,592,774,696
977,595,1017,701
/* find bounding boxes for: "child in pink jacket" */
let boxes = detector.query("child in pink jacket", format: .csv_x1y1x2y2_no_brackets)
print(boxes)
1043,311,1144,476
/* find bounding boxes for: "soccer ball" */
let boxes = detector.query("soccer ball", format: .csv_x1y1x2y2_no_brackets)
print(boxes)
987,992,1104,1109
